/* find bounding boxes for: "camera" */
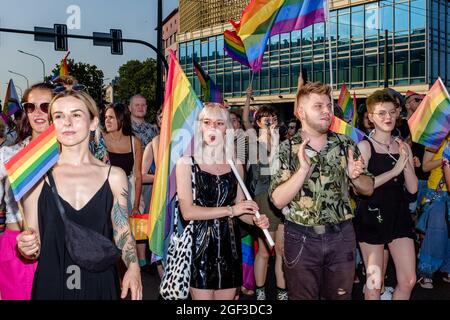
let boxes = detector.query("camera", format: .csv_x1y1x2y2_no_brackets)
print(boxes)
265,119,272,127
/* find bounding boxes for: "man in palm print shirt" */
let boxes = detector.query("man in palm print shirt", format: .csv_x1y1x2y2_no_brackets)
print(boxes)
270,82,374,300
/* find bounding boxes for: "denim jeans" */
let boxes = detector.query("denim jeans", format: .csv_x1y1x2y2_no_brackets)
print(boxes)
283,220,356,300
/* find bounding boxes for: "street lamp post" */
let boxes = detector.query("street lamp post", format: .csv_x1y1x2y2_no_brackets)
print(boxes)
17,50,46,81
8,70,29,88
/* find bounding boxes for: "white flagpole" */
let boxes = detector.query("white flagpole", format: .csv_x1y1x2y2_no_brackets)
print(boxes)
325,0,335,107
227,159,275,248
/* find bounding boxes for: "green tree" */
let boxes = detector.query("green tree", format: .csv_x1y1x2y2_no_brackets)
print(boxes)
114,58,157,121
49,59,106,105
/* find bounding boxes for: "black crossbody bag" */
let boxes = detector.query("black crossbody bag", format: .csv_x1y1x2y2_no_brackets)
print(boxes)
46,171,122,272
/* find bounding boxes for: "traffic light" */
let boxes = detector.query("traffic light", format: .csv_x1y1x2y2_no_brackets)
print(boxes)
110,29,122,55
54,24,68,51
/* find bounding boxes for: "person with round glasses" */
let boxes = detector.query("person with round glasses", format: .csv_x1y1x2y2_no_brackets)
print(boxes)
355,89,418,300
0,82,54,300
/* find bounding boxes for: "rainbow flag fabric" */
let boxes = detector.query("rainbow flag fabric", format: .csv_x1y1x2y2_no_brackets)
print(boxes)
242,234,255,291
408,77,450,149
224,29,251,68
148,50,203,257
229,0,325,71
5,124,59,201
3,79,21,116
193,59,223,103
330,115,365,144
59,52,70,76
338,84,357,125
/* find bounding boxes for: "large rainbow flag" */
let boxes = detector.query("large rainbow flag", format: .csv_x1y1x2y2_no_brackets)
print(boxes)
193,59,223,103
148,50,203,257
5,124,59,201
3,79,21,116
338,84,357,125
330,115,365,144
408,77,450,149
229,0,325,71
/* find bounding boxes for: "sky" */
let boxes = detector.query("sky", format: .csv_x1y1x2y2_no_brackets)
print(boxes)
0,0,178,101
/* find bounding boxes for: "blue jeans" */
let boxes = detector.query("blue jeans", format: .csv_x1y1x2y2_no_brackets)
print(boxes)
418,190,450,278
409,179,428,213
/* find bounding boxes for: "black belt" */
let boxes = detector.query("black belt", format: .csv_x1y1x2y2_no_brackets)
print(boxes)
286,219,352,235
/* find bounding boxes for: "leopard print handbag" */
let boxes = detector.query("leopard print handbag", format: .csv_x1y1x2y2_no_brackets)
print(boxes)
159,158,196,300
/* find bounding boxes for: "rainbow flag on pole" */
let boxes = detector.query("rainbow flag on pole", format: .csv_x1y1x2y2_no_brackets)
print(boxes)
5,124,59,201
3,79,21,116
408,77,450,149
229,0,325,71
224,30,251,68
337,84,357,125
330,115,365,144
148,50,203,257
193,59,223,103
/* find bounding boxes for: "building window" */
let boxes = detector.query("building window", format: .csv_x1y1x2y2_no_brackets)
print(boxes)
410,0,426,33
351,56,363,83
351,5,364,39
365,54,378,82
380,1,393,32
394,2,409,35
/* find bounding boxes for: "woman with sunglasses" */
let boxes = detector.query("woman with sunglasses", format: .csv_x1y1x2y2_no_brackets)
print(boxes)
176,102,269,300
355,89,418,300
0,83,53,300
16,90,142,300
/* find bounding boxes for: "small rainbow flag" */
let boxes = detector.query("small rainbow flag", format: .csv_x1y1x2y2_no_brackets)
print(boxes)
230,0,325,71
330,115,365,144
224,29,250,68
408,77,450,149
338,84,357,125
148,50,203,257
2,79,20,117
193,59,223,103
59,52,70,76
5,124,59,201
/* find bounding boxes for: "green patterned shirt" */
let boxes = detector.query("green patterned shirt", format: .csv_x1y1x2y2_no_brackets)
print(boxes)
269,131,372,226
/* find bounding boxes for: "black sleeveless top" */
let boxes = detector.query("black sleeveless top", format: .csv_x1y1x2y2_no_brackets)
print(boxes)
354,140,414,244
189,158,243,290
32,167,120,300
108,136,134,176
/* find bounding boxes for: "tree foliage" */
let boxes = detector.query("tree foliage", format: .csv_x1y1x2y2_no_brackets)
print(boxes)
114,58,157,121
49,59,105,105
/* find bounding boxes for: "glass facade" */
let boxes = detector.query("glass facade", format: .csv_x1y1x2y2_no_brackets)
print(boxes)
179,0,449,99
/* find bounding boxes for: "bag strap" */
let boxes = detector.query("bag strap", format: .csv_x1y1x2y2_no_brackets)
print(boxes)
46,170,67,220
173,157,196,229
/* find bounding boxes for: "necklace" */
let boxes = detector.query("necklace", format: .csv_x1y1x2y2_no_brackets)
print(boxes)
370,136,394,152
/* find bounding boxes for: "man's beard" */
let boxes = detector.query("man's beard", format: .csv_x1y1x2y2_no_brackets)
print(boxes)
304,114,330,134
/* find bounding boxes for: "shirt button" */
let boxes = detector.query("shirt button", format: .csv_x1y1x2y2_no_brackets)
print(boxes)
392,162,395,166
394,178,398,182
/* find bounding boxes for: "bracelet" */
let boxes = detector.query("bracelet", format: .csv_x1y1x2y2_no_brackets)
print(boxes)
227,205,234,217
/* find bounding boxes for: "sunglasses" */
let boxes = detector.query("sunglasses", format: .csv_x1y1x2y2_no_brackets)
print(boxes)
53,84,87,94
22,102,49,114
288,125,296,129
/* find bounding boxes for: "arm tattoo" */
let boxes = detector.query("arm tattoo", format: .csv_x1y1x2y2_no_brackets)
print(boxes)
112,200,138,267
112,202,128,229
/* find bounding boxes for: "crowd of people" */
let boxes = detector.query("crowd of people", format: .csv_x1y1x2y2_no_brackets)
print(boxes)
0,73,449,300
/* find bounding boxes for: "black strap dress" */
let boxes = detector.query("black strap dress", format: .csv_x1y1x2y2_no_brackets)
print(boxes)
190,158,242,290
32,167,120,300
354,140,414,244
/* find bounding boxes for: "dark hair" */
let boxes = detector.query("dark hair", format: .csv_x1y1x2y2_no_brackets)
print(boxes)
287,118,300,131
16,82,54,144
105,103,133,136
255,105,277,124
366,89,398,113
